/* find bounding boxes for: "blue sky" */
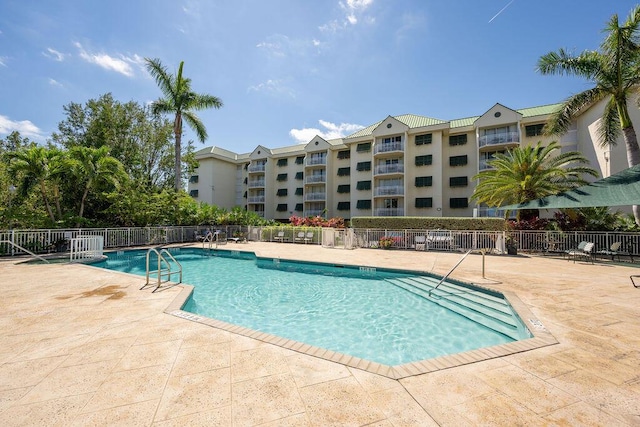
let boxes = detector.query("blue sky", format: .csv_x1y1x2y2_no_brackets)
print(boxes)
1,1,639,154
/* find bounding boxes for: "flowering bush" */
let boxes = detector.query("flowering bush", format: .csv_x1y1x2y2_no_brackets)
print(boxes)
378,236,395,249
288,215,345,228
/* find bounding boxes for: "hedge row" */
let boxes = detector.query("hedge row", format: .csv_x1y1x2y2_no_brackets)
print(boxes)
350,216,507,231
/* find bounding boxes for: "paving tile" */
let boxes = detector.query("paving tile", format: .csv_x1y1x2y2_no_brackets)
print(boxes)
369,386,438,426
0,393,92,427
170,343,231,377
452,392,543,425
543,401,629,426
0,355,67,391
231,345,290,383
152,405,232,427
232,373,305,426
286,352,351,388
72,399,158,427
551,347,639,385
116,339,182,371
155,368,231,421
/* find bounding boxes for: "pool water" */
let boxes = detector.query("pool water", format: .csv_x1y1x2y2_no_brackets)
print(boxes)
93,248,517,366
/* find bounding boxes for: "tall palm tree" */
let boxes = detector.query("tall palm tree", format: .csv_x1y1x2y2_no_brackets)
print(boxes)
68,146,127,222
5,146,64,223
537,5,640,224
145,58,223,191
472,141,598,220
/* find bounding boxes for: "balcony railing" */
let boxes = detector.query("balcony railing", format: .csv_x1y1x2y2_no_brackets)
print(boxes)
305,175,326,184
373,186,404,197
374,164,404,175
304,193,326,201
247,196,265,203
478,132,519,148
304,210,324,217
479,159,494,170
306,157,327,166
248,180,265,188
374,208,405,217
248,164,266,173
374,142,404,155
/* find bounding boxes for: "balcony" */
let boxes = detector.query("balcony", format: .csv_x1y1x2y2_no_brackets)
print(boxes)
374,142,404,155
374,208,405,217
306,157,327,166
304,193,326,201
479,159,495,170
248,164,266,173
305,175,326,184
247,196,265,203
248,180,265,188
478,132,519,148
373,186,404,197
304,209,324,217
374,164,404,176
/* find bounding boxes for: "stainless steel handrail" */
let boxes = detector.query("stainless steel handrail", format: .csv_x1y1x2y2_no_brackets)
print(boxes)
0,240,49,263
428,249,472,296
142,247,182,292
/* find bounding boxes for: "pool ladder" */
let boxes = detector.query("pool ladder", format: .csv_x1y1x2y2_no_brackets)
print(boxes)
141,247,182,292
428,249,472,297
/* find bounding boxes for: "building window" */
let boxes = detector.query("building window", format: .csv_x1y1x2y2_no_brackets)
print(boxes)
276,188,288,196
276,173,288,181
415,155,433,166
415,176,433,187
449,134,468,146
450,198,469,209
337,201,351,211
449,155,468,167
276,203,288,212
295,203,303,211
243,177,248,184
277,158,288,167
525,124,544,137
295,156,305,164
415,134,432,145
337,150,350,159
415,197,433,208
189,189,198,197
356,142,371,152
356,199,372,209
356,161,371,171
243,191,247,198
295,187,303,196
337,184,350,193
337,167,350,176
189,175,199,183
356,180,372,190
449,176,468,187
295,171,303,180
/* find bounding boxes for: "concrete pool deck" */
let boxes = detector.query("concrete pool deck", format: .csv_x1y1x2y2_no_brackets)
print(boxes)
0,243,639,425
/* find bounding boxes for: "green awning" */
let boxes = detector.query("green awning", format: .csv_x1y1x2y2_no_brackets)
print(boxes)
501,164,640,210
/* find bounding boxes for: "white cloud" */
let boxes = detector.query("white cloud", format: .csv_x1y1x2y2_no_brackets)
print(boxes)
0,115,45,139
289,120,364,143
48,78,63,87
321,0,374,33
74,42,140,77
0,56,7,67
43,47,66,61
247,79,296,98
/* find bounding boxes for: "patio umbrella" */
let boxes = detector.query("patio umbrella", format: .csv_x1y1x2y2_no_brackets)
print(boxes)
500,163,640,210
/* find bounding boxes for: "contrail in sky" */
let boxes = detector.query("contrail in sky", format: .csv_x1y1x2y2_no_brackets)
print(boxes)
488,0,515,23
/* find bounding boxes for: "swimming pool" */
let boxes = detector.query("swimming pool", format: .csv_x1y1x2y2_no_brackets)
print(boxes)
93,248,530,366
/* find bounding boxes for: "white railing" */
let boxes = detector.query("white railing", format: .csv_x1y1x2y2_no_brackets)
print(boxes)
247,196,265,203
304,193,326,201
248,180,265,188
70,235,104,262
248,164,266,173
479,132,519,147
374,142,404,154
306,157,327,166
373,186,404,196
305,175,326,184
374,164,404,175
374,208,405,216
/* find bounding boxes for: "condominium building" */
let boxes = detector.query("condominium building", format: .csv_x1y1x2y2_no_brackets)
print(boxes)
188,99,635,220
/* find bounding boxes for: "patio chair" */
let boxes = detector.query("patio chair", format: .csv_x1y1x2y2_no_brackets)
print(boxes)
596,242,622,261
294,231,306,243
304,232,314,244
414,235,426,251
564,241,588,259
274,231,286,242
567,242,595,264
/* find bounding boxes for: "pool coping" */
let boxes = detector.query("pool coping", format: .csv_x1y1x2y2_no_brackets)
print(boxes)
162,272,558,380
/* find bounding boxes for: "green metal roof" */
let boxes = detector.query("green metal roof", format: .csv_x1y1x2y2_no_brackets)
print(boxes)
395,114,448,128
345,121,383,139
450,116,479,129
517,103,562,118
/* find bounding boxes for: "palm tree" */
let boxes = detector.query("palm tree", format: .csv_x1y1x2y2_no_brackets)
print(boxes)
145,58,223,191
472,141,598,220
68,146,127,223
5,146,64,223
537,5,640,224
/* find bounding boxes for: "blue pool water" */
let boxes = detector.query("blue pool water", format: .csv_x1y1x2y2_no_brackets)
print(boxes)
93,248,517,365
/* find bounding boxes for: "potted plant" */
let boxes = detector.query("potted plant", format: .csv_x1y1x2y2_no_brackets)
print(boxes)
506,236,517,255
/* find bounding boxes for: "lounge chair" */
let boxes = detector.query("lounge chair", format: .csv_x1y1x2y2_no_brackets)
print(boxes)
564,241,588,259
597,242,622,261
415,235,426,251
294,231,306,243
567,242,595,263
304,232,314,244
274,231,286,242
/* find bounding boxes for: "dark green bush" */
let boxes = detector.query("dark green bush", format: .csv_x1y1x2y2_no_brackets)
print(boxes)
350,216,507,231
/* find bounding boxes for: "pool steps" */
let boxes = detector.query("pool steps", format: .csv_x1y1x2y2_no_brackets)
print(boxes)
385,276,526,340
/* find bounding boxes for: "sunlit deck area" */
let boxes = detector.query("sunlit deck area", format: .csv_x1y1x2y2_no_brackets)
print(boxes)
0,243,638,426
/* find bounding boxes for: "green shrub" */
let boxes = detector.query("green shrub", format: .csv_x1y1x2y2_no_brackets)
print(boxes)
350,216,507,231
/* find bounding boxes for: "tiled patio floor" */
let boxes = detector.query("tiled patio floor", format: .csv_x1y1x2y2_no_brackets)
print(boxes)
0,242,639,426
